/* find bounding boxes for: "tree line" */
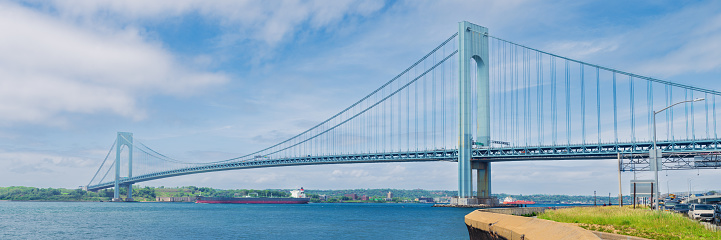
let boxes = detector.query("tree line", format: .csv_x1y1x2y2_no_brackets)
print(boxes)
0,186,640,203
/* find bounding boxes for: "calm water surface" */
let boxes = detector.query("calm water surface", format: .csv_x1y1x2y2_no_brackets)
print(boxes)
0,202,473,239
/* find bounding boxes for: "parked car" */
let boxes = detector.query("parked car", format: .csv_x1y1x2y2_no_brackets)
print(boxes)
663,201,679,211
714,204,721,225
674,204,690,215
688,204,715,221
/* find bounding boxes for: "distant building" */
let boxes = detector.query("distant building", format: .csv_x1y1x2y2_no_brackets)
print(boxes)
387,191,393,199
434,197,452,204
417,197,434,203
360,195,369,201
344,194,357,200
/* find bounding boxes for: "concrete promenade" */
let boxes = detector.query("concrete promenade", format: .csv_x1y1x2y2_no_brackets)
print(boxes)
465,210,600,240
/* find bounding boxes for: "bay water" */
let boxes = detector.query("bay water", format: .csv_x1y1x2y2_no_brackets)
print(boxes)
1,202,474,239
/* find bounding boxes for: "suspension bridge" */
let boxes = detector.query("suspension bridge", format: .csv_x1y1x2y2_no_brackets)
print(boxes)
86,21,721,202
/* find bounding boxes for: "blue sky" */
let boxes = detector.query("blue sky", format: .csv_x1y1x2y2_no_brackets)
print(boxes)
1,0,721,195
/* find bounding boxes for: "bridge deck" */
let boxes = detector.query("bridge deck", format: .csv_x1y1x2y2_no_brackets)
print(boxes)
87,139,721,191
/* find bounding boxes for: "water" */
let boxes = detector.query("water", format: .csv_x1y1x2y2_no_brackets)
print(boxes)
0,202,473,239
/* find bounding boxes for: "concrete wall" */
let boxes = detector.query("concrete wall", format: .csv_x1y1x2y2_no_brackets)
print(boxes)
465,210,600,240
479,206,576,216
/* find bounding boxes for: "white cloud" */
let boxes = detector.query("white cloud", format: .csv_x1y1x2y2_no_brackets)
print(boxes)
40,0,385,46
637,32,721,77
0,2,227,125
331,169,370,178
0,150,99,187
605,1,721,78
545,39,620,60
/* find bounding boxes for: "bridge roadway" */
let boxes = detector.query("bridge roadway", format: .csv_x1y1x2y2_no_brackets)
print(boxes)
87,139,721,191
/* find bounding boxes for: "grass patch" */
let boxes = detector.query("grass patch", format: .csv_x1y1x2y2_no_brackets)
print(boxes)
520,212,538,217
537,206,719,240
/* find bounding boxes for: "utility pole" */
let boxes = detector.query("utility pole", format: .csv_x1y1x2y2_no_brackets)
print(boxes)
594,191,596,206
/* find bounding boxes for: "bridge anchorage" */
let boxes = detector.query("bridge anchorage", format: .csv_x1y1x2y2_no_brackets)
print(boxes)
87,21,721,203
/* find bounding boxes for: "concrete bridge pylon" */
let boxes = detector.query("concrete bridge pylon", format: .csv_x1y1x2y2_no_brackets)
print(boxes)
458,21,492,203
113,132,134,202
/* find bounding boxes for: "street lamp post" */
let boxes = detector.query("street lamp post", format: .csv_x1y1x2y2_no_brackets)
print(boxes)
687,178,692,203
652,98,704,212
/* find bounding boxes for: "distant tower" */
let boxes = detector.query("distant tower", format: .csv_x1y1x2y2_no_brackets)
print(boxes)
387,191,393,199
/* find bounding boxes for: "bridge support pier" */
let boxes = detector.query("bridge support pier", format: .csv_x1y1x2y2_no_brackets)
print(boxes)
126,184,133,202
473,162,491,198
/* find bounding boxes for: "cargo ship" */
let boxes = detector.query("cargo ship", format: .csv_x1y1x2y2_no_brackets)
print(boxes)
195,188,310,204
502,196,535,205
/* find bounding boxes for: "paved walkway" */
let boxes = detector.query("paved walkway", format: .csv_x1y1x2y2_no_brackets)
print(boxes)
591,231,649,240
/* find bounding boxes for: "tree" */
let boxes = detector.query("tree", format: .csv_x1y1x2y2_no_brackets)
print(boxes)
70,189,86,198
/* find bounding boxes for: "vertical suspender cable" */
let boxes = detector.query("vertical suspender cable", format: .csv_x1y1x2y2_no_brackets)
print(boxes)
714,95,717,139
424,52,428,150
565,60,570,145
538,52,544,145
503,41,508,142
525,48,530,145
365,99,368,155
706,95,718,139
500,39,504,145
691,91,695,141
515,45,519,145
497,40,501,143
515,45,520,145
510,45,514,145
442,45,445,149
490,38,495,144
507,41,512,143
390,77,394,153
508,42,512,144
451,40,456,149
665,85,670,140
596,67,600,145
432,50,437,151
375,88,379,154
527,49,532,144
670,88,674,141
550,56,558,145
648,81,653,141
383,86,387,153
685,89,689,140
581,64,585,145
511,45,519,146
523,48,528,146
705,93,709,139
399,68,404,151
613,73,618,145
416,61,419,150
630,76,635,142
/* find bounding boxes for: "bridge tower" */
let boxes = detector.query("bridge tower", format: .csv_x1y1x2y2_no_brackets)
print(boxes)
113,132,133,202
458,21,491,202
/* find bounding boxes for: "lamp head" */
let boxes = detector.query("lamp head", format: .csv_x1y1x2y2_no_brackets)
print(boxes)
693,98,705,102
